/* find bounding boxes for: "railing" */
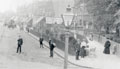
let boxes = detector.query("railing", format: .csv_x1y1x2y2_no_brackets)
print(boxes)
85,31,120,57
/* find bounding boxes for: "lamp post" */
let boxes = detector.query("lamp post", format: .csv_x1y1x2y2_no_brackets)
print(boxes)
61,5,74,69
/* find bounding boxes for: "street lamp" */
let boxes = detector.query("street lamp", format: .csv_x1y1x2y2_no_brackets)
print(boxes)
61,5,74,69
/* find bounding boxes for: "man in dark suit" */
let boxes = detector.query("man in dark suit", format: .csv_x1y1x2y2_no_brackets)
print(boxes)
49,41,56,57
39,37,44,48
75,39,81,60
17,35,23,54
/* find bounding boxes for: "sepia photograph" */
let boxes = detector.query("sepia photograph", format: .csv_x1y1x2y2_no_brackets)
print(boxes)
0,0,120,69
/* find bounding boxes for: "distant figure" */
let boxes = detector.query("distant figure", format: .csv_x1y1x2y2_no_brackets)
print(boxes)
39,37,44,48
80,46,86,58
81,39,87,48
103,38,111,54
49,42,56,57
75,39,81,60
17,35,23,54
49,38,52,47
113,45,117,54
89,33,93,41
80,39,87,58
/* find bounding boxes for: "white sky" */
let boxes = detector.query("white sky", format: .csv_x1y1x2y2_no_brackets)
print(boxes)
0,0,34,12
0,0,74,16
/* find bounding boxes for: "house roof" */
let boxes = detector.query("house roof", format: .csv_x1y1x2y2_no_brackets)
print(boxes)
35,17,44,24
33,17,44,25
46,17,62,24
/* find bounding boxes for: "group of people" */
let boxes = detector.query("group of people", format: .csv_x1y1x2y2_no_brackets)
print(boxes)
16,35,56,58
75,39,89,60
39,37,56,57
16,34,111,60
75,38,112,60
16,35,89,59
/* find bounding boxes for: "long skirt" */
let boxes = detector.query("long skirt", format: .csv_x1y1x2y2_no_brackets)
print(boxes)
103,47,110,54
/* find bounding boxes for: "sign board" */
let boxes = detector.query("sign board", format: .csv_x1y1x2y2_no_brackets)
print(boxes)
46,17,62,24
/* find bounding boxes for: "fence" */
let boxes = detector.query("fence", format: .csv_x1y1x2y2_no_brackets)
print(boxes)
85,31,120,57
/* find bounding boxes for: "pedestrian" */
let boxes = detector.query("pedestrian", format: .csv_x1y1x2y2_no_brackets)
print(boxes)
81,39,87,47
80,46,86,58
103,38,111,54
49,38,52,47
49,42,56,57
17,35,23,54
80,39,87,58
89,33,93,41
39,37,44,48
75,39,81,60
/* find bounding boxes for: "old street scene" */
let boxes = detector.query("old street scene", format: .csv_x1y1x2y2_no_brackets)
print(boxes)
0,0,120,69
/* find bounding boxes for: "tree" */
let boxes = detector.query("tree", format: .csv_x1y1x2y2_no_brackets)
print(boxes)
85,0,120,34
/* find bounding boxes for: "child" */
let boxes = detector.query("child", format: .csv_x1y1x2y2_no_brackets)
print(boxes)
80,46,86,58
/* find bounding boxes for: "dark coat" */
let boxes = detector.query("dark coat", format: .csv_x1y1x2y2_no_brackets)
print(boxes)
49,40,52,46
80,46,86,57
18,38,23,45
50,43,55,51
39,38,44,44
103,41,111,54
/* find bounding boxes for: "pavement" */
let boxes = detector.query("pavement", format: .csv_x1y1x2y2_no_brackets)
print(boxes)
0,23,87,69
27,28,120,69
0,22,120,69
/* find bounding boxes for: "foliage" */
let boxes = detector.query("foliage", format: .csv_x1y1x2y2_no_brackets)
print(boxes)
84,0,120,33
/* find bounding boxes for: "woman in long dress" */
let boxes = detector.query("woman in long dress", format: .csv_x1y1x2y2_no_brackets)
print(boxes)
103,39,111,54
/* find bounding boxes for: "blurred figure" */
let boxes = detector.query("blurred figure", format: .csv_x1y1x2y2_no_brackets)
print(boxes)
89,33,93,41
75,39,81,60
17,35,23,54
49,41,56,57
81,39,87,47
80,46,86,58
80,39,87,58
39,37,44,48
49,38,52,47
103,38,111,54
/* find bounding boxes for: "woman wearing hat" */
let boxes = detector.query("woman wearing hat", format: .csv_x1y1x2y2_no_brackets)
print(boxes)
103,38,111,54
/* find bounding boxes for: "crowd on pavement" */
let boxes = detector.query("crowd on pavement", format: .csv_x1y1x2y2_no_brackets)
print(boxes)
16,29,111,61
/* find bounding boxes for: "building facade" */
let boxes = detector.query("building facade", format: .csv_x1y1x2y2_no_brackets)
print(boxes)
73,0,94,30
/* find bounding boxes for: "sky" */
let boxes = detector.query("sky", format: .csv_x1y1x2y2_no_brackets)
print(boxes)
0,0,34,12
52,0,74,17
0,0,74,17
